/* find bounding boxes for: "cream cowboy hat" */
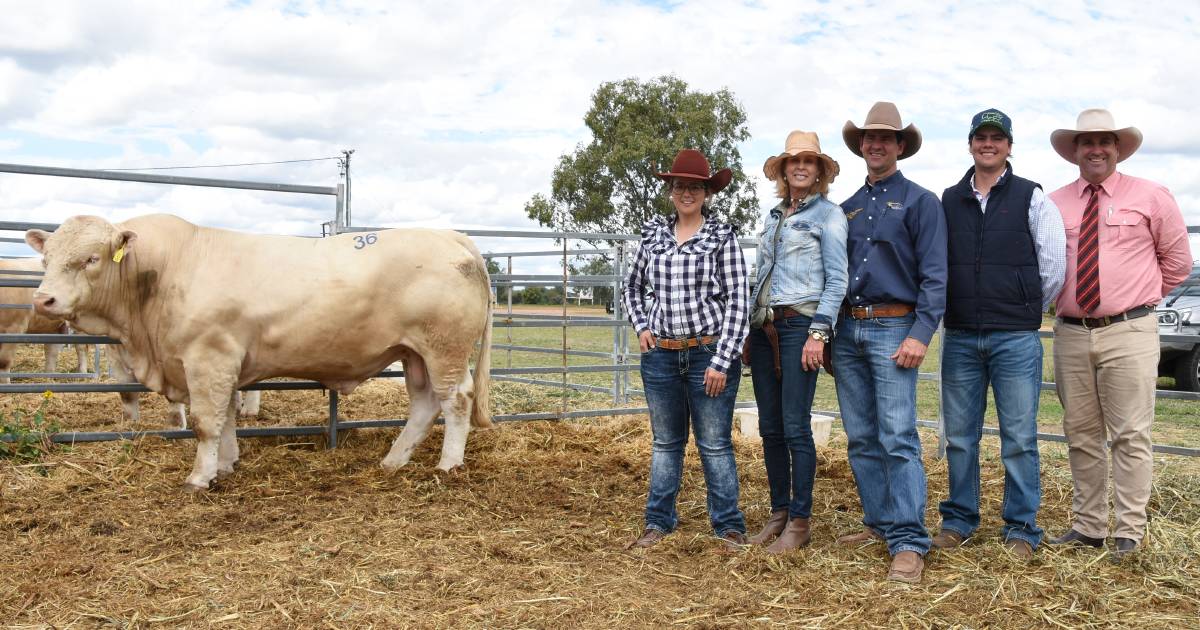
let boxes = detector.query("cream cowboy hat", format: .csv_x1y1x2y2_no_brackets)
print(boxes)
842,101,922,160
1049,108,1143,163
762,130,840,184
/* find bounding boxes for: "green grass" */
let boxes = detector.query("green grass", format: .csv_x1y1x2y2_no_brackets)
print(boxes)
490,308,1199,449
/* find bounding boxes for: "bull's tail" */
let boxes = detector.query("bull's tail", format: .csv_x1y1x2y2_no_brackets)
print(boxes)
470,290,494,429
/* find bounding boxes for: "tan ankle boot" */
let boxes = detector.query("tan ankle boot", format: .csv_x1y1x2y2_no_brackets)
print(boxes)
766,517,811,554
748,509,788,545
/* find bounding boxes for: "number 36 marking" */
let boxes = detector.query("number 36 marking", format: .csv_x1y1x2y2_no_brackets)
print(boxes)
353,233,378,249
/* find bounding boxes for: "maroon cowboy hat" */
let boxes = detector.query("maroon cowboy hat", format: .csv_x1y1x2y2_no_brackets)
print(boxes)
655,149,733,194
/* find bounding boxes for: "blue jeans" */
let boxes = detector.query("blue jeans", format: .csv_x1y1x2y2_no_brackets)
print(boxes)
640,342,745,536
939,329,1044,548
748,314,820,518
833,314,930,556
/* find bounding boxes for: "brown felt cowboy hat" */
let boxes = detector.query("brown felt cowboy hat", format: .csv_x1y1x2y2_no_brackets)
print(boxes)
762,130,840,184
1050,108,1143,163
655,149,733,194
842,101,922,160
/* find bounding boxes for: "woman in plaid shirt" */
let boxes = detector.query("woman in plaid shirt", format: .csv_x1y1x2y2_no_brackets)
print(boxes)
621,149,751,553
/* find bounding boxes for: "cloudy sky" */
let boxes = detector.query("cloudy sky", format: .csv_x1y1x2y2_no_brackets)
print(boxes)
1,0,1198,262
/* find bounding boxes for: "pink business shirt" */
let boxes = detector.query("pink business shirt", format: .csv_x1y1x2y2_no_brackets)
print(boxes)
1050,171,1192,318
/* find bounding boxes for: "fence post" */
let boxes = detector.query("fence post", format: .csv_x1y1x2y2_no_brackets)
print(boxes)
614,241,630,404
327,390,340,449
506,256,513,369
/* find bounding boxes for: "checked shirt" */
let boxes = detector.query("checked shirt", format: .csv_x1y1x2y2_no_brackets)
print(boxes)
622,215,750,372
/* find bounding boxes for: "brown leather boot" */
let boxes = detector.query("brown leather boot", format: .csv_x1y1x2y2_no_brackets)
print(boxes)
748,509,788,545
766,517,811,554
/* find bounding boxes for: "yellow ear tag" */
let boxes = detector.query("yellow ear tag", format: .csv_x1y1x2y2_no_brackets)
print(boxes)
112,247,126,263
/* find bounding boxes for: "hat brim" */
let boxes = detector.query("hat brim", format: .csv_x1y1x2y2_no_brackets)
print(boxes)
1049,127,1143,164
655,167,733,194
762,151,841,185
842,121,922,160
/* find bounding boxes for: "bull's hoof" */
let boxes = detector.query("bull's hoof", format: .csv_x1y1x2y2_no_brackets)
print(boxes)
215,467,236,479
182,482,209,493
435,463,466,475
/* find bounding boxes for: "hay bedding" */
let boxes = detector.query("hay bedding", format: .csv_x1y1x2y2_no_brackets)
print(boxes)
2,347,1199,628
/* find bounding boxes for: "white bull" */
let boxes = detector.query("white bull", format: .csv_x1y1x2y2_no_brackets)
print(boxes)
1,258,92,382
28,214,493,491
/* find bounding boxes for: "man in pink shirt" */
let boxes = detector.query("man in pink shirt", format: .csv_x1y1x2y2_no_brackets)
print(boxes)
1047,109,1192,560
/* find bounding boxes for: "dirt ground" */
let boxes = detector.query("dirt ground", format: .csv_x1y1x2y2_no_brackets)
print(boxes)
2,346,1198,629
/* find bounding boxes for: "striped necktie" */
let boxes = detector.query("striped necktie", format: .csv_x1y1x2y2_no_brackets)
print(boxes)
1075,184,1102,314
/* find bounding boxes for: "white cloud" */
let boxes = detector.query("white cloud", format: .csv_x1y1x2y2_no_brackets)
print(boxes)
0,0,1197,274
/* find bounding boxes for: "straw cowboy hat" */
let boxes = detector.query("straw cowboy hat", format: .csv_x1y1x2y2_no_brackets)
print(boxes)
762,130,840,184
842,101,922,160
655,149,732,194
1050,108,1143,163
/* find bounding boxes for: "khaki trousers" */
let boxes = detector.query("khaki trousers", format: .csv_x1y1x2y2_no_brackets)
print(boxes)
1053,315,1158,542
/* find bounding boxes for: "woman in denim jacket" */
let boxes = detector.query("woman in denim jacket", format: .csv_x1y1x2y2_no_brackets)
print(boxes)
622,149,751,553
745,131,849,553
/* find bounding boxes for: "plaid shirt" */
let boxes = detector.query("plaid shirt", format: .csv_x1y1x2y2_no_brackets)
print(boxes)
622,215,750,372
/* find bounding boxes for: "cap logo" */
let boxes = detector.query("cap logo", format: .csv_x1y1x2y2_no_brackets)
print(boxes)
979,112,1005,125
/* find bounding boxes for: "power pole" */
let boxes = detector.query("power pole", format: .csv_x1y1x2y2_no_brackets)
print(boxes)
338,149,355,227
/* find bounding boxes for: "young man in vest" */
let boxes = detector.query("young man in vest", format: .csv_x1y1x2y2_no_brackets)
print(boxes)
932,108,1066,559
1047,109,1192,560
833,102,947,583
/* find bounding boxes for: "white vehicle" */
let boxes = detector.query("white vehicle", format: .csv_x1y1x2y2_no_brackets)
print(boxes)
1157,264,1200,392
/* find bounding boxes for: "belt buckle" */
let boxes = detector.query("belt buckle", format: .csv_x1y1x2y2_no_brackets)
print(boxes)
865,305,875,319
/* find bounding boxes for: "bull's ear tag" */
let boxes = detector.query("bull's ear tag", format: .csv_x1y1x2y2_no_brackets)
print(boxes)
112,247,126,263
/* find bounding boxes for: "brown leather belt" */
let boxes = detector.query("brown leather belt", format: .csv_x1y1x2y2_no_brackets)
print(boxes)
773,306,805,319
1060,305,1154,329
841,303,915,319
657,335,718,350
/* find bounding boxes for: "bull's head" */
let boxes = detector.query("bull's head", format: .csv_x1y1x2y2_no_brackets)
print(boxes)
25,216,138,321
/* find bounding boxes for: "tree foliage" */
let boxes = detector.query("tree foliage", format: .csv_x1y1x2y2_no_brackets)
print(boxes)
525,75,758,238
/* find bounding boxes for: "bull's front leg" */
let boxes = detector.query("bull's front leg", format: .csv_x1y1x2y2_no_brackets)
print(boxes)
183,368,239,492
43,343,62,372
74,344,92,375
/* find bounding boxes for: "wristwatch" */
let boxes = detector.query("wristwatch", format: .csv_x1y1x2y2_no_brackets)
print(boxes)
808,328,831,343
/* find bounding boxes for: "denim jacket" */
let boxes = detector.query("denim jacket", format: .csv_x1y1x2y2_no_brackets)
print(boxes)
749,195,849,330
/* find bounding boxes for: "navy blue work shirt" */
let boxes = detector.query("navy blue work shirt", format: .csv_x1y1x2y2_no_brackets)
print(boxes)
840,170,948,345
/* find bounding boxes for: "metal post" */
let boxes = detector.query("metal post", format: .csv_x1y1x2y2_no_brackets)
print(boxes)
615,242,630,404
560,237,569,418
333,183,346,235
611,245,621,405
327,390,340,449
506,256,513,369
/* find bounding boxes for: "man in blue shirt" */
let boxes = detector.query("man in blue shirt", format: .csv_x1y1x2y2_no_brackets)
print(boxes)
832,101,947,584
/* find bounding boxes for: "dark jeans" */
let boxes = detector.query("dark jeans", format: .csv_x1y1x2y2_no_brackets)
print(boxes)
748,314,820,518
639,342,745,536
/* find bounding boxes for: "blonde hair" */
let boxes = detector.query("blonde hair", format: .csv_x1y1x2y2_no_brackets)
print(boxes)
773,155,830,199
